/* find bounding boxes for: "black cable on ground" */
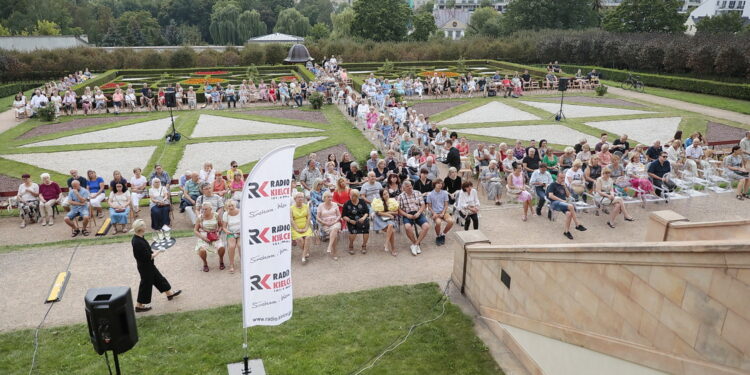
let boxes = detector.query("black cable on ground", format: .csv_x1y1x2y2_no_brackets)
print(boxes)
27,245,80,375
348,280,453,375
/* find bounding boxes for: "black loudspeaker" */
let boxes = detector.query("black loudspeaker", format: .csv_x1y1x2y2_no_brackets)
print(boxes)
558,78,569,92
165,91,177,108
85,287,138,355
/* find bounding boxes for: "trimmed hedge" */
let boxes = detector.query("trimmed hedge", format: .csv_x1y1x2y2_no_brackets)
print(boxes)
72,69,118,95
560,64,750,101
0,82,44,98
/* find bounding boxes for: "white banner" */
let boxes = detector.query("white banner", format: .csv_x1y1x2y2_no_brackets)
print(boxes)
241,145,295,327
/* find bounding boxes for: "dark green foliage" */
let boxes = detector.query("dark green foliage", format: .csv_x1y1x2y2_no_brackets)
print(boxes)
696,11,745,34
308,23,331,41
602,0,686,33
273,8,312,37
351,0,411,41
595,84,608,96
169,46,197,68
411,12,437,41
36,105,57,121
309,91,324,109
502,0,599,34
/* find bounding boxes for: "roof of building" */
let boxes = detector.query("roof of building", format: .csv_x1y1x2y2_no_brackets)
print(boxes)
247,33,304,43
433,9,472,28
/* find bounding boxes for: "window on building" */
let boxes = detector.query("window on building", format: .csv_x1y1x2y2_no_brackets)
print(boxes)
729,0,735,8
738,0,745,8
721,0,727,8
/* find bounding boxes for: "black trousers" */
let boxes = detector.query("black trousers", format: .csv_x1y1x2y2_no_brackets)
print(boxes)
460,212,479,230
137,264,171,304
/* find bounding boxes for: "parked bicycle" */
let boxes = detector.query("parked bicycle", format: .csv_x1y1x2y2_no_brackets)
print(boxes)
621,73,645,92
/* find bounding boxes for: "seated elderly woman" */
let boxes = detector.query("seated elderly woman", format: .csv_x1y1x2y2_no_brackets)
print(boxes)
323,161,341,190
625,152,653,195
291,191,314,264
108,182,130,233
38,173,62,226
149,178,171,231
506,161,533,221
346,162,364,190
212,171,227,198
480,160,504,205
564,160,586,201
456,181,480,230
343,189,370,254
130,167,148,216
372,188,400,256
17,173,40,228
724,145,750,200
597,144,612,168
316,191,342,260
86,170,107,218
309,179,326,230
560,147,576,171
584,155,603,194
228,172,243,206
594,168,635,228
194,201,225,272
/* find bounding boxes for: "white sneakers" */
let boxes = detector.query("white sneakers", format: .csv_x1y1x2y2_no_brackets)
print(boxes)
410,244,423,255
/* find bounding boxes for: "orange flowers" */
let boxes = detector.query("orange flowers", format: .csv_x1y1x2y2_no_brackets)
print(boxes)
418,71,461,78
181,78,227,85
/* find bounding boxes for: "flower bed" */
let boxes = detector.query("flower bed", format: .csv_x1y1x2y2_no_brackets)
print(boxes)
101,82,127,89
181,77,227,85
279,75,297,82
194,70,229,75
417,71,461,78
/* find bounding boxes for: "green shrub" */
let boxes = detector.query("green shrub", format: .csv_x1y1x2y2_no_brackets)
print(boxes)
309,92,324,109
245,64,260,81
169,47,196,68
559,64,750,100
595,84,608,96
0,82,43,98
37,105,56,121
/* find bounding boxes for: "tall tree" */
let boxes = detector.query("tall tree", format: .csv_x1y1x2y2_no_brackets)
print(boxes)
163,19,181,45
32,20,61,35
410,11,437,41
467,7,503,36
117,10,164,45
331,7,354,38
602,0,686,32
501,0,599,34
209,1,242,45
238,0,294,32
696,11,745,34
296,0,335,26
351,0,411,41
308,22,331,40
273,8,311,36
237,10,266,42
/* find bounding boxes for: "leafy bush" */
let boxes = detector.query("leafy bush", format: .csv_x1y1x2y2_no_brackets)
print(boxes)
595,84,608,96
169,47,196,68
37,105,56,121
378,59,395,72
560,64,750,100
0,82,43,98
309,92,324,109
245,64,260,81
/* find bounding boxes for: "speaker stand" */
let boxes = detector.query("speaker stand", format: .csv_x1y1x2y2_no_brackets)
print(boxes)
227,359,266,374
113,351,122,375
553,89,566,121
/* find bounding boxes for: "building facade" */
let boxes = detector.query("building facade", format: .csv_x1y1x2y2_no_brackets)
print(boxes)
433,8,471,39
686,0,749,34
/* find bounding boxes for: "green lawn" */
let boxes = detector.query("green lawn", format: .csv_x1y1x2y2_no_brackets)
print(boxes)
602,80,750,115
0,283,502,375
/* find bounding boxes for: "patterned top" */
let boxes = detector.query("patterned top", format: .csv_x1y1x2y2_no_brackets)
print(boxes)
397,190,423,214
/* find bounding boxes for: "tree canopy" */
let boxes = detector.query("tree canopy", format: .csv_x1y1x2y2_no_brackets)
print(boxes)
467,7,503,37
501,0,599,34
602,0,686,33
273,8,312,37
696,11,745,34
410,11,437,41
331,7,354,38
351,0,411,41
295,0,334,27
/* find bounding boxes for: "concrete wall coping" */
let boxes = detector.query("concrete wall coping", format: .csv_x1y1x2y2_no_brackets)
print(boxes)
464,239,749,254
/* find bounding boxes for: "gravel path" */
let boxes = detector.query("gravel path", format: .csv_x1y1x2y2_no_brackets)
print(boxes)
292,144,352,172
239,108,329,124
532,96,645,107
607,87,750,124
460,124,599,147
706,121,747,143
0,174,21,195
17,116,140,140
585,117,681,146
192,114,321,138
22,118,173,147
520,101,654,118
410,101,468,118
1,146,157,175
439,102,540,125
176,136,326,174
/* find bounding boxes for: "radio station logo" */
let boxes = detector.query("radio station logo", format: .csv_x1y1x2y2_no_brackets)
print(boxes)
249,269,291,291
247,224,291,245
247,179,292,199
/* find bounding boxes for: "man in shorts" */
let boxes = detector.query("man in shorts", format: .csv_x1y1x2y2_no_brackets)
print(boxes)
398,180,431,256
64,180,91,237
426,179,453,246
546,173,586,240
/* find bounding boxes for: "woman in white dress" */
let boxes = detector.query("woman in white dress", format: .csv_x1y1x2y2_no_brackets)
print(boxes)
222,200,241,273
130,167,148,216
